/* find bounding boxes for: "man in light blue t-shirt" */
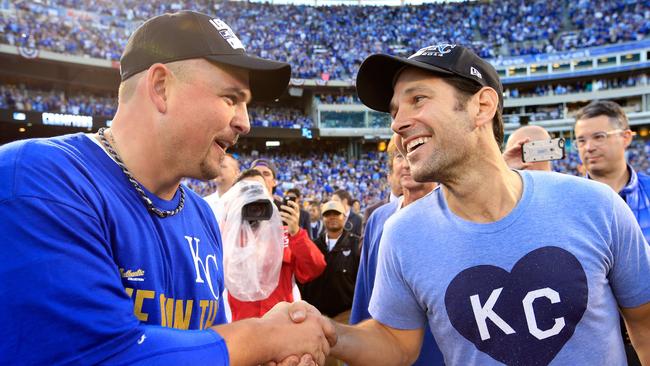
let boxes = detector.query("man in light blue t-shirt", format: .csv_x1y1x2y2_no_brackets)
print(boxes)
324,44,650,365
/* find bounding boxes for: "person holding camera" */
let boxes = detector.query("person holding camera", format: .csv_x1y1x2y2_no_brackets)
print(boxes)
219,169,326,321
502,125,553,171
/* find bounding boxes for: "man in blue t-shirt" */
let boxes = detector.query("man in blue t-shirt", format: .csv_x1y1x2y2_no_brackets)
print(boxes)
0,11,333,366
323,44,650,365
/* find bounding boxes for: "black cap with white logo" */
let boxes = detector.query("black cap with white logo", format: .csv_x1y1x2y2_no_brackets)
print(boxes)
356,44,503,113
120,11,291,101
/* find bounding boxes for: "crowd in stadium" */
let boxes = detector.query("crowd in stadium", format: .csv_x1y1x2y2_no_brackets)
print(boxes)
248,105,313,129
185,150,390,209
0,84,117,117
2,0,649,79
504,74,648,99
314,94,361,105
0,83,313,128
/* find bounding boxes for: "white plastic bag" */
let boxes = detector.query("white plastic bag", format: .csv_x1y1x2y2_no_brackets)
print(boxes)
215,180,283,301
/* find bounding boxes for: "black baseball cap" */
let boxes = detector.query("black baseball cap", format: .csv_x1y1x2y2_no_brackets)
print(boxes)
356,44,503,113
120,11,291,101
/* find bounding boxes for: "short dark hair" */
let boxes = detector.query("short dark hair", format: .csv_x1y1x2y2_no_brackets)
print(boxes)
286,188,301,198
575,100,629,130
443,75,504,148
235,168,264,184
250,159,277,179
333,189,352,204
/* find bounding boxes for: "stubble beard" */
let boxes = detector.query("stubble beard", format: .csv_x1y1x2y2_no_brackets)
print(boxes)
410,143,468,184
197,149,223,181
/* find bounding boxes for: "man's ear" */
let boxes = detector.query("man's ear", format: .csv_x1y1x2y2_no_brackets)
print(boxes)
146,63,171,114
473,86,499,129
622,129,634,148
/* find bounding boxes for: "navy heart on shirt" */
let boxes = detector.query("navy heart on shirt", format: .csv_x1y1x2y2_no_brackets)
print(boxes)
444,246,588,366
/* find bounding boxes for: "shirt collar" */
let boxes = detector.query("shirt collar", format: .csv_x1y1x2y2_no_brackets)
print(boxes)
620,164,638,196
585,163,637,196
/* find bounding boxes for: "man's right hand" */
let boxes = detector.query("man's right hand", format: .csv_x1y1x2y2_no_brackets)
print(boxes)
502,137,533,170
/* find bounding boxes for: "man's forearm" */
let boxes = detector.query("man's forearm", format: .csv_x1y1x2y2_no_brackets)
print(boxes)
630,334,650,365
330,319,422,366
213,318,275,365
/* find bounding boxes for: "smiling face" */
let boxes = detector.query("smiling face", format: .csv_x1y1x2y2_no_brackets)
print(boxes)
323,211,345,232
389,67,475,183
392,152,417,190
164,59,251,181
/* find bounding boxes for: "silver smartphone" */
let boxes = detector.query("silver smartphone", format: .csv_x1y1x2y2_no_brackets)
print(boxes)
521,137,565,163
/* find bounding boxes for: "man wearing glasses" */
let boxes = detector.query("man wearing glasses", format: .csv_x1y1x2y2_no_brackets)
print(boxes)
574,100,650,366
574,100,650,243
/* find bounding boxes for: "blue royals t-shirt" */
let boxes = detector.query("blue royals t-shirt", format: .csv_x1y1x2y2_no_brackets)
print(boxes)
370,170,650,365
0,134,229,365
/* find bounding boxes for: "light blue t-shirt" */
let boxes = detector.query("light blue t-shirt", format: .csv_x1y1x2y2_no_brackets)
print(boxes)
370,170,650,365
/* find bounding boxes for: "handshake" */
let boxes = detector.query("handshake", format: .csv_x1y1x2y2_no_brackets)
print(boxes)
258,301,338,366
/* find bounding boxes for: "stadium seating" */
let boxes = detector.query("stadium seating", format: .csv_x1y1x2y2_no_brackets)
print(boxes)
2,0,649,79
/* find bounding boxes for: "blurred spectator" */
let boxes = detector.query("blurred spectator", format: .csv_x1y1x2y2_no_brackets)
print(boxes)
331,189,363,237
308,200,324,241
301,200,360,346
203,154,240,205
285,187,311,231
350,136,441,365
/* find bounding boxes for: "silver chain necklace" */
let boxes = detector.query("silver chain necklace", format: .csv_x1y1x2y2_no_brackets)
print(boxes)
97,127,185,218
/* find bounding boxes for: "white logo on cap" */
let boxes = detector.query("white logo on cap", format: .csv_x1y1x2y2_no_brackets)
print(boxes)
470,66,482,79
409,43,456,59
209,18,245,50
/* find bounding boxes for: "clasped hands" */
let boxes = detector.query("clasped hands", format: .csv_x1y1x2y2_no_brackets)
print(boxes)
260,301,337,366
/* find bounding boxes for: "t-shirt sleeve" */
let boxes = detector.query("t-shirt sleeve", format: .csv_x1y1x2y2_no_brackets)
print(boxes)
350,219,373,324
0,196,229,365
368,218,427,330
607,191,650,308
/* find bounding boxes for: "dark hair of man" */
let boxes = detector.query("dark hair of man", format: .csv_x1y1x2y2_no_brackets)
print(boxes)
286,188,301,198
575,100,629,130
309,200,321,207
235,168,264,184
442,75,504,148
333,189,352,204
